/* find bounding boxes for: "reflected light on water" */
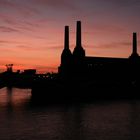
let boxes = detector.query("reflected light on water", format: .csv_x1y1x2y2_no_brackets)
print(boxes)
0,87,31,108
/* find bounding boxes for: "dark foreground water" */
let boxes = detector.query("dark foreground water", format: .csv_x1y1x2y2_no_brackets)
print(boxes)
0,87,140,140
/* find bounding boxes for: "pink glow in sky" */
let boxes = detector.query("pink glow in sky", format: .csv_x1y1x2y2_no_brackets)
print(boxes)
0,0,140,73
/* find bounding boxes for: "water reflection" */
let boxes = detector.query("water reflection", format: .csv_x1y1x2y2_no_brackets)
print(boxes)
0,87,31,109
0,87,140,140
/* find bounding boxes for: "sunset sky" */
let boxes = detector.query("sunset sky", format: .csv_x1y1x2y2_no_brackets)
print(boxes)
0,0,140,73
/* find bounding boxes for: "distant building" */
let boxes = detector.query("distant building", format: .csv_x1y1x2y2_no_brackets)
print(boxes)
23,69,36,75
59,21,140,79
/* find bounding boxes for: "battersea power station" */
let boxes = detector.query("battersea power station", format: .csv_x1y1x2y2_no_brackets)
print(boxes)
59,21,140,83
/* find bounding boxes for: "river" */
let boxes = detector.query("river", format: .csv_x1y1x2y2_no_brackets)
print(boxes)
0,87,140,140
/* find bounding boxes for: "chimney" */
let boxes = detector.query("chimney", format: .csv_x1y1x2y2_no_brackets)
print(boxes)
64,26,69,49
133,32,137,54
76,21,82,47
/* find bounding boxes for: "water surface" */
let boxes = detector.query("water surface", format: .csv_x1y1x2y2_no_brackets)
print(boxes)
0,87,140,140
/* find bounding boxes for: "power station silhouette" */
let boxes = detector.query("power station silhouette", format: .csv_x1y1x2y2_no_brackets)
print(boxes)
31,21,140,99
1,21,140,99
59,21,140,80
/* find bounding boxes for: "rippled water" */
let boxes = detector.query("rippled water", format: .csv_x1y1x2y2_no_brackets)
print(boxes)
0,87,140,140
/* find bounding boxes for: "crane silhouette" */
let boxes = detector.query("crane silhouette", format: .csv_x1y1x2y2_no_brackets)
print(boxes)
5,64,13,72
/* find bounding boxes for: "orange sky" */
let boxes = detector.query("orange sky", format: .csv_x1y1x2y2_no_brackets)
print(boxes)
0,0,140,73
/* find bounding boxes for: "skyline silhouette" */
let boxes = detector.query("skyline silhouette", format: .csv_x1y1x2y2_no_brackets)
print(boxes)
0,20,140,99
0,0,140,73
29,21,140,99
1,21,139,74
0,20,139,74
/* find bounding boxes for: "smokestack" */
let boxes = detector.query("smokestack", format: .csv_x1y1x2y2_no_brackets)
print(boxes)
133,32,137,54
76,21,82,47
64,26,69,49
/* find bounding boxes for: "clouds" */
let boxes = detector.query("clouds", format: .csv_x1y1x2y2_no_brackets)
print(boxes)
0,0,39,17
0,26,20,32
0,40,25,44
29,0,76,11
